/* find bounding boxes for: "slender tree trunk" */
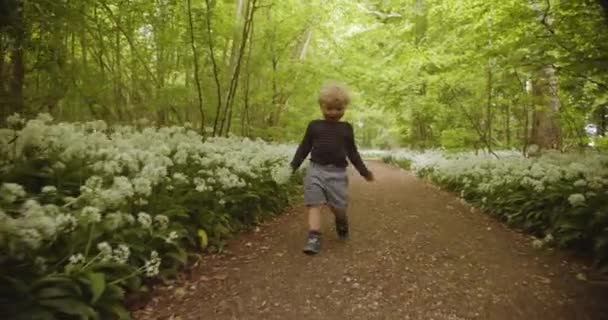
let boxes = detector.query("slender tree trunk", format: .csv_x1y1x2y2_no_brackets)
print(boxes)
599,0,608,20
100,1,158,86
486,63,493,151
599,105,607,136
216,0,247,135
6,0,25,120
505,103,511,148
114,16,123,121
205,0,223,136
187,0,205,134
219,0,257,136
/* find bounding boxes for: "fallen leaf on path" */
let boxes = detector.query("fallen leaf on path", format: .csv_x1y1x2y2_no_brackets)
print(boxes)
533,275,551,284
173,288,186,298
213,274,228,281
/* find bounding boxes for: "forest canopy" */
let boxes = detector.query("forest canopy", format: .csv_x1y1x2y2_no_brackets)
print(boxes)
1,0,607,150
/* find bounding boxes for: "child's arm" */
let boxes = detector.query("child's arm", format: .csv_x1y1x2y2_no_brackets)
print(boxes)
345,123,373,180
290,122,314,172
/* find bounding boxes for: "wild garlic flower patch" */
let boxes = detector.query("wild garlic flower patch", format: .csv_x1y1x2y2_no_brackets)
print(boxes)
0,114,300,319
385,148,608,269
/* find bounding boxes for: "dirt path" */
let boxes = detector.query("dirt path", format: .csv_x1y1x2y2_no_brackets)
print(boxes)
133,162,607,320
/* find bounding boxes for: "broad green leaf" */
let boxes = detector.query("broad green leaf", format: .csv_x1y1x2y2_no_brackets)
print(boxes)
38,298,99,320
197,229,209,249
85,272,106,304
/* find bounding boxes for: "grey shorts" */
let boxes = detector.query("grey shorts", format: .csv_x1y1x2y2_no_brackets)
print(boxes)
304,162,349,209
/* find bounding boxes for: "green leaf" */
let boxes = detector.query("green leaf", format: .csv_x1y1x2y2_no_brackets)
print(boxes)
38,298,99,320
18,308,58,320
32,275,82,296
1,275,29,294
110,304,131,320
166,247,188,265
104,283,125,300
197,229,208,249
36,287,73,299
86,272,106,304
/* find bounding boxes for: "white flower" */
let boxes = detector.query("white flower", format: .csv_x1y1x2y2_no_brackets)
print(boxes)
68,253,85,266
17,229,42,249
144,250,161,277
567,193,586,207
532,238,544,249
154,215,169,230
113,244,130,264
137,212,152,228
172,173,188,184
133,177,152,196
165,231,179,244
81,206,101,223
36,113,53,123
52,161,66,171
1,183,26,203
97,242,113,262
124,214,135,225
271,165,292,184
573,179,587,188
42,186,57,194
7,113,25,128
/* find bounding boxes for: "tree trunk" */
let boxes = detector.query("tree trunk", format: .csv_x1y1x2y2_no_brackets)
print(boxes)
485,63,493,151
530,66,561,150
240,12,255,137
600,105,607,136
216,0,248,135
219,0,257,136
187,0,205,134
205,0,223,136
599,0,608,20
505,103,511,148
114,15,123,121
2,0,26,122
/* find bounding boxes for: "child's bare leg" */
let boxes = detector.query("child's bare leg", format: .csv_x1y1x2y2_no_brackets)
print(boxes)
307,205,322,231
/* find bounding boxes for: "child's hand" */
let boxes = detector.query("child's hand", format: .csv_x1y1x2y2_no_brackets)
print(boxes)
364,172,375,182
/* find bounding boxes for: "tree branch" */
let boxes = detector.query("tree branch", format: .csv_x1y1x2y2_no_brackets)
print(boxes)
99,1,159,86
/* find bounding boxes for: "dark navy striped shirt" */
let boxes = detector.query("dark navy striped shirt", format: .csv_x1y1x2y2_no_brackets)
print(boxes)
290,119,370,177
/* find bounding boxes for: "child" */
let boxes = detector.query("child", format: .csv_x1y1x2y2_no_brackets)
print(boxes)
290,81,374,255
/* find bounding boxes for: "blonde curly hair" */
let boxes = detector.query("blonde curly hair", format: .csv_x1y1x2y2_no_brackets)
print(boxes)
318,81,351,108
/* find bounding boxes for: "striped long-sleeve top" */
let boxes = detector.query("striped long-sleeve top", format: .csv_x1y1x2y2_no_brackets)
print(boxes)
290,119,371,177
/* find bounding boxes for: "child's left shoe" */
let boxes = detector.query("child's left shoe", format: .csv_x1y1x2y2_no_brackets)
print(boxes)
303,231,321,255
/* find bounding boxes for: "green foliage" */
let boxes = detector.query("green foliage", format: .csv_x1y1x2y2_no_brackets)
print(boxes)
381,154,413,170
410,151,608,270
594,136,608,152
0,118,301,319
2,0,607,148
440,128,478,150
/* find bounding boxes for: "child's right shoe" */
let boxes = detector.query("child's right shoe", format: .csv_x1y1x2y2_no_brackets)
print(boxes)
302,231,321,255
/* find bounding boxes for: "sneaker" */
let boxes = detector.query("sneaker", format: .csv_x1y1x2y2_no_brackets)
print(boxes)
335,216,349,240
303,232,321,255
